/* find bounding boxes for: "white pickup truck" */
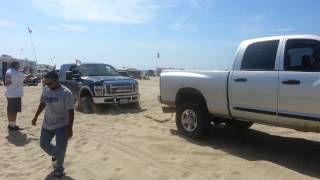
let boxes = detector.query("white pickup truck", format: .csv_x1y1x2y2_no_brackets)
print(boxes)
160,35,320,139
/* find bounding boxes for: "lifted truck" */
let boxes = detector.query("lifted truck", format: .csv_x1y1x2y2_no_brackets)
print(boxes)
59,63,139,113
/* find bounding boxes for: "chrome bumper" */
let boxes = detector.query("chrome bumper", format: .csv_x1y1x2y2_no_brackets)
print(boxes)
92,95,139,104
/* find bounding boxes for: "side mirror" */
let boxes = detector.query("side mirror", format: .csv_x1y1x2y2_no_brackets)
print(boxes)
66,71,73,80
72,69,79,74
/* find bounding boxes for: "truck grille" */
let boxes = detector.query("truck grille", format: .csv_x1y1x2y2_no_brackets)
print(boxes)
111,86,133,94
104,82,136,95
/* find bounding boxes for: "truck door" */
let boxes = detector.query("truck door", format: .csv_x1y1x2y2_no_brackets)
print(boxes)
59,64,78,95
278,38,320,132
66,65,81,97
230,39,282,125
59,65,70,87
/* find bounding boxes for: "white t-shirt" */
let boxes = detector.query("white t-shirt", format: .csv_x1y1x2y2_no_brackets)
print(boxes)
4,68,27,98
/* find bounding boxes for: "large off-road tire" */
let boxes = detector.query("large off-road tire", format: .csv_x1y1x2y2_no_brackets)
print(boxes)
79,97,94,114
227,120,253,130
131,101,141,109
176,101,210,139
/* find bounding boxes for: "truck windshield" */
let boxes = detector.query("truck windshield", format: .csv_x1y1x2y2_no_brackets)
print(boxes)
79,64,119,76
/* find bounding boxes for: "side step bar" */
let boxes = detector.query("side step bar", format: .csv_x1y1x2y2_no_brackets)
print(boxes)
162,106,176,113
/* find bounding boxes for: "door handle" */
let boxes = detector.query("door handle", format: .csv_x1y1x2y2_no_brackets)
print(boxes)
234,78,247,82
282,80,300,85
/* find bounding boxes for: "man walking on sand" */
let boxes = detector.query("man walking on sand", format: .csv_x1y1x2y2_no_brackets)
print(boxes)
4,61,30,131
32,71,74,178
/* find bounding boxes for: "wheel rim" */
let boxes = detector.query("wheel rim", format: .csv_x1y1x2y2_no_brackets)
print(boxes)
181,109,198,132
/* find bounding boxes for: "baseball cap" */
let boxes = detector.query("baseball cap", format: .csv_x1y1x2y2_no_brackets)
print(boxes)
44,71,59,81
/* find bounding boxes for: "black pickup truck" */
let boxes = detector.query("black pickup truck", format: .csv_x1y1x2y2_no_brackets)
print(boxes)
59,63,139,113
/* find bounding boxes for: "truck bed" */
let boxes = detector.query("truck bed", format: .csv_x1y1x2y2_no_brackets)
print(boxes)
160,70,231,118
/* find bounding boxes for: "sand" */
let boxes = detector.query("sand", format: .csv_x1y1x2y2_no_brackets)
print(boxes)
0,77,320,180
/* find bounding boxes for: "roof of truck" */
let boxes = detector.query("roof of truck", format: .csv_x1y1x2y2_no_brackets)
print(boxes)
243,34,320,44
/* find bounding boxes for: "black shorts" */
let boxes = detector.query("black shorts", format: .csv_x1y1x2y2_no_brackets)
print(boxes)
7,97,22,113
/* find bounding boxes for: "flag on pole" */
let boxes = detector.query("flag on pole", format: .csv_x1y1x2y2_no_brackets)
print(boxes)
75,59,82,65
28,26,32,34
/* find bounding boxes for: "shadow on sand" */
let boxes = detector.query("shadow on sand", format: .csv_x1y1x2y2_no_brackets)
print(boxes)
44,172,75,180
171,125,320,178
93,104,147,115
6,130,39,146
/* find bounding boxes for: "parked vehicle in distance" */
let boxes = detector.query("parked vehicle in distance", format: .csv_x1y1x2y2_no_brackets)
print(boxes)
146,70,155,77
24,76,39,86
117,67,144,79
160,35,320,139
59,63,140,113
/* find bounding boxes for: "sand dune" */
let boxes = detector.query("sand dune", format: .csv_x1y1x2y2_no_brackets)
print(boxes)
1,77,320,180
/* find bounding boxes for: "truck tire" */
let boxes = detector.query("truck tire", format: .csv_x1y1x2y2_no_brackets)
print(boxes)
176,101,210,139
227,120,253,130
131,101,141,109
79,97,94,114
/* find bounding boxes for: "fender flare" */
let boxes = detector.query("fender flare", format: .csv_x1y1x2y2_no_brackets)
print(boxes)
175,87,207,107
79,86,94,100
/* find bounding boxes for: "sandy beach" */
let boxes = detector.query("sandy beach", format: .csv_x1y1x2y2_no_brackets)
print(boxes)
0,77,320,180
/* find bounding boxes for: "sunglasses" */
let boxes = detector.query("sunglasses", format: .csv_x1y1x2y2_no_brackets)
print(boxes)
45,80,56,86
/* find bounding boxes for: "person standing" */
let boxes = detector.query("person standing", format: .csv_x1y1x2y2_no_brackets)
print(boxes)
4,61,29,131
32,71,74,178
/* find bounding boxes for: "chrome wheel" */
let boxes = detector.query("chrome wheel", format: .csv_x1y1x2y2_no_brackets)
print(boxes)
181,109,198,132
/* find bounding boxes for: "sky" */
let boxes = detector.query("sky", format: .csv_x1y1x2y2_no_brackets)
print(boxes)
0,0,320,70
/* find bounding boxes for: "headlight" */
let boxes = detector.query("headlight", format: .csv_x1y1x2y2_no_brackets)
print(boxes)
134,83,139,93
103,82,111,95
93,85,104,96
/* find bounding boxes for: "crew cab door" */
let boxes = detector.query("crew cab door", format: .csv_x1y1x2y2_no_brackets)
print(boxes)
229,38,282,125
278,38,320,132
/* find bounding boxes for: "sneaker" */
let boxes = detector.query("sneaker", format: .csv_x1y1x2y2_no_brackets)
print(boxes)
53,170,65,178
7,125,23,131
52,157,57,168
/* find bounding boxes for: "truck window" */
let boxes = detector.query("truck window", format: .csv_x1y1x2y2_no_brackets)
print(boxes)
284,39,320,72
79,64,119,76
69,65,78,74
241,40,279,71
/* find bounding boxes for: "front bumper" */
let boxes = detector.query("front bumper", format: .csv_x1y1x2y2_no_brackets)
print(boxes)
92,94,139,104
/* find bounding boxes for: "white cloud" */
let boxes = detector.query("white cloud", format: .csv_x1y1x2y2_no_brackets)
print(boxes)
45,24,88,32
0,19,18,28
32,0,162,24
170,16,197,31
60,24,87,32
45,25,61,32
94,27,115,33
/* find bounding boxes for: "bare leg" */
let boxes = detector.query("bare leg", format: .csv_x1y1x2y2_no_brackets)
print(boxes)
7,112,17,123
